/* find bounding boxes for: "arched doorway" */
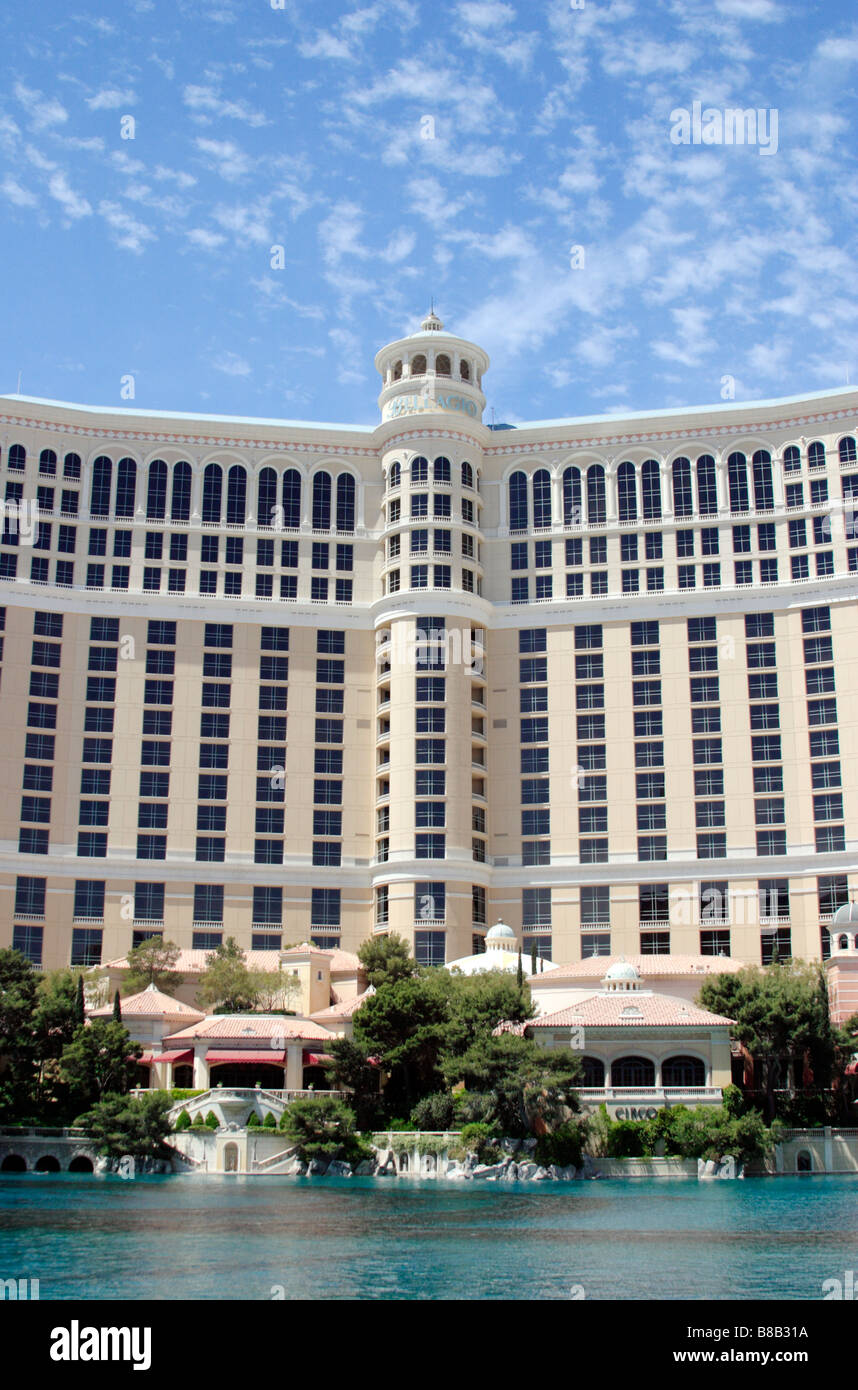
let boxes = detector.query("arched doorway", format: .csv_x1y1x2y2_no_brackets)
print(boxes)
662,1055,706,1087
223,1143,239,1174
582,1056,606,1087
1,1154,26,1172
796,1150,813,1173
34,1155,61,1172
173,1065,194,1089
68,1155,94,1173
611,1056,656,1087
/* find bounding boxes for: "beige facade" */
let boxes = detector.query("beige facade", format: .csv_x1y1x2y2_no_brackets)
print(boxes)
1,312,857,973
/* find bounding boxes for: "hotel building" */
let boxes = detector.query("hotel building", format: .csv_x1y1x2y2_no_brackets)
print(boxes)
1,310,857,975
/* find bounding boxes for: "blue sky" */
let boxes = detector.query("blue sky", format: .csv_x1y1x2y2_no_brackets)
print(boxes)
0,0,855,426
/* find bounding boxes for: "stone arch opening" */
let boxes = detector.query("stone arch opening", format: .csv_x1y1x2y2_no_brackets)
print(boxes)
796,1150,813,1173
223,1142,239,1174
68,1155,94,1173
34,1155,61,1172
1,1154,26,1172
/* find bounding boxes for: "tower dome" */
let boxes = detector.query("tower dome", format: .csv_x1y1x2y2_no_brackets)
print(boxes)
832,902,858,925
486,918,517,944
602,958,643,992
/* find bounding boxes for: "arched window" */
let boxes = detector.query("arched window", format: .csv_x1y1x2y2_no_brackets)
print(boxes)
587,464,606,525
393,360,403,381
611,1055,655,1087
258,468,277,525
582,1056,605,1087
389,461,401,490
171,462,191,521
783,445,801,472
696,454,718,515
727,452,749,513
617,461,637,522
312,471,331,530
435,353,451,377
412,455,428,484
533,469,551,527
509,471,528,531
63,452,81,479
202,463,222,524
563,467,582,526
642,459,662,519
796,1150,813,1172
460,359,471,382
226,465,247,526
808,440,826,468
411,354,426,375
146,460,167,519
336,473,355,533
461,461,473,489
752,450,774,511
115,457,137,518
39,449,57,476
8,443,26,470
672,457,693,517
90,456,112,517
839,436,857,465
838,934,849,950
434,456,451,483
662,1055,705,1087
282,469,301,529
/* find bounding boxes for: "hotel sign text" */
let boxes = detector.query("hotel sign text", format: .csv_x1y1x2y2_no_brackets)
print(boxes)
384,393,479,422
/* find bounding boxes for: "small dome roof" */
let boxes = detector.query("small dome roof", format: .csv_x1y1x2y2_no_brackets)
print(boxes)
833,902,858,925
486,919,516,942
604,959,641,982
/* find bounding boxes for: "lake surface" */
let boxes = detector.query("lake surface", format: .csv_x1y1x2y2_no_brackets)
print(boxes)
1,1174,856,1300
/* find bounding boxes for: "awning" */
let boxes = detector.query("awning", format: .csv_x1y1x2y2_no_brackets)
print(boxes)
206,1051,287,1066
152,1050,194,1066
303,1051,334,1066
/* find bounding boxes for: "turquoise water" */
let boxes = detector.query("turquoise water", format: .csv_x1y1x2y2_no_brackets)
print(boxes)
0,1174,856,1300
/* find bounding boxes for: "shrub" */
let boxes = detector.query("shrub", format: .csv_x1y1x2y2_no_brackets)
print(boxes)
410,1092,455,1131
204,1110,219,1130
460,1121,499,1163
263,1111,277,1129
281,1095,373,1166
534,1120,587,1169
174,1109,192,1132
247,1111,261,1128
606,1120,646,1158
168,1089,204,1103
191,1112,205,1128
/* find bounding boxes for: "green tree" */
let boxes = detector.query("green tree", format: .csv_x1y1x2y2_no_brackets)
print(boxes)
352,972,451,1112
357,933,418,989
60,1020,142,1108
279,1095,370,1165
30,969,86,1114
0,949,38,1117
325,1037,384,1128
699,962,836,1121
112,990,122,1023
248,966,300,1014
197,937,259,1012
74,974,85,1025
123,937,183,996
442,1032,582,1137
79,1092,172,1160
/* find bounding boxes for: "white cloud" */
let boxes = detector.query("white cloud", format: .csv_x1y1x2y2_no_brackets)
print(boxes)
299,32,354,61
86,88,137,110
1,177,38,208
714,0,783,19
195,137,253,181
212,351,252,376
183,85,267,127
14,81,69,131
187,227,227,251
98,200,155,252
48,172,92,219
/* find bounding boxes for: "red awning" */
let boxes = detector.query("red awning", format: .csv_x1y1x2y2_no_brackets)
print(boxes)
303,1051,334,1066
134,1054,154,1067
206,1051,287,1066
152,1050,194,1066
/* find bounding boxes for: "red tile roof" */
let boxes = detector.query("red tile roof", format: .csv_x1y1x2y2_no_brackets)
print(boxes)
526,993,735,1028
535,953,745,983
311,985,375,1021
89,985,204,1021
163,1014,334,1044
